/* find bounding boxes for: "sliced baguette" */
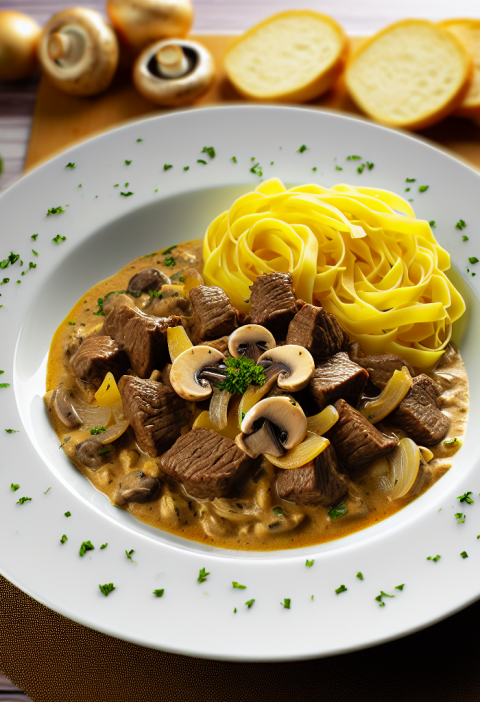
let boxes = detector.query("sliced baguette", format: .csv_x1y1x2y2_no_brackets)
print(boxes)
345,19,472,131
224,10,347,103
440,19,480,116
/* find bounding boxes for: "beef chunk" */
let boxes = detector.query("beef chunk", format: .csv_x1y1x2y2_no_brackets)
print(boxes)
202,336,230,356
348,342,415,391
189,285,237,344
287,304,349,361
127,268,169,296
249,272,297,336
70,335,128,389
159,428,252,499
326,398,398,468
309,352,369,411
276,444,348,505
104,304,180,378
119,375,191,457
390,374,450,445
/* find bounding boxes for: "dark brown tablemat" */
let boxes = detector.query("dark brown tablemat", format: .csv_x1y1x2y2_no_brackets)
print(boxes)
1,572,479,701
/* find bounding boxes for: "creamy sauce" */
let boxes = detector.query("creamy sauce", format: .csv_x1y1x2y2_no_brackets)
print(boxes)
45,241,469,551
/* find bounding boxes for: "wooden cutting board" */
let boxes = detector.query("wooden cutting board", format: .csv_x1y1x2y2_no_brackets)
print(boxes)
24,34,480,173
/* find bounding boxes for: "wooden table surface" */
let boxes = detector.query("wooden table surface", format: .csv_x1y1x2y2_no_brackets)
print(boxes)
2,0,480,699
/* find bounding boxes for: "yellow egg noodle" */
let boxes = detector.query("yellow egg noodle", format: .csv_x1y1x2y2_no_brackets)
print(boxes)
203,178,465,369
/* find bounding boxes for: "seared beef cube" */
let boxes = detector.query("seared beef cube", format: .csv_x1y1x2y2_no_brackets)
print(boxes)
119,375,190,457
104,304,180,378
249,272,297,336
349,342,415,391
309,352,368,411
70,335,128,389
287,304,349,361
159,428,252,499
127,267,169,296
390,374,450,445
326,398,398,468
189,285,237,344
276,444,348,505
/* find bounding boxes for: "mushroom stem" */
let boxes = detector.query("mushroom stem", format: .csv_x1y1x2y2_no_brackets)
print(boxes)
237,341,269,362
156,44,190,78
197,365,228,383
260,359,290,383
239,419,287,459
47,32,71,60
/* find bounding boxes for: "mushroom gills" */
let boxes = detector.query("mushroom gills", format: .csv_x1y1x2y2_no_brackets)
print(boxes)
228,324,276,363
259,358,289,383
241,419,287,459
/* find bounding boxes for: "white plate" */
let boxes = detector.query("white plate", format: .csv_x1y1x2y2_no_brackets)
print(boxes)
1,105,478,661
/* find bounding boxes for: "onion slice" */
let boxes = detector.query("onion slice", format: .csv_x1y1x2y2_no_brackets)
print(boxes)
361,366,412,424
265,431,330,469
167,325,193,362
418,446,434,463
209,386,232,431
100,419,129,444
193,408,240,440
237,372,280,427
389,438,421,499
307,405,339,435
71,394,112,430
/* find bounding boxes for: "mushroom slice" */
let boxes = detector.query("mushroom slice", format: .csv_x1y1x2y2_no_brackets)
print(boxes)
127,267,170,296
228,324,276,363
114,470,161,506
47,388,82,429
236,396,307,458
75,436,115,470
170,345,226,401
257,345,315,392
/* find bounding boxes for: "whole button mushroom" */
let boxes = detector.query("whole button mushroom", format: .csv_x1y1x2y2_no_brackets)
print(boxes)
228,324,276,363
133,39,215,106
37,8,119,96
106,0,193,56
0,11,41,81
236,396,308,459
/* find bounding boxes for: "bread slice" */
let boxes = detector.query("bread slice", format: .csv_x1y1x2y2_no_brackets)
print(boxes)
224,10,347,102
440,19,480,116
345,19,472,130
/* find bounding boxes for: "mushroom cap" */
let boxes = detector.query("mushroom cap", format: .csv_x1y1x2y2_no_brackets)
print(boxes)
0,11,41,81
114,469,161,505
38,8,119,96
240,396,307,450
132,39,215,107
170,345,225,401
257,345,315,392
127,267,171,295
228,324,276,361
106,0,193,53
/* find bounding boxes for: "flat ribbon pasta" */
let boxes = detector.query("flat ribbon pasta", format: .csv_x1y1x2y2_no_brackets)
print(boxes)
203,178,465,369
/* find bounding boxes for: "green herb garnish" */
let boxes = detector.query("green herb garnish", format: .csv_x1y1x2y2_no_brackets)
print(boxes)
32,249,38,257
183,166,189,171
202,146,216,158
406,178,416,182
65,162,76,169
347,155,361,160
463,235,469,241
335,166,342,170
456,219,467,230
125,160,132,165
64,511,71,517
297,145,307,153
163,164,172,170
375,590,394,606
79,541,94,557
457,492,474,504
444,437,462,448
272,506,283,517
197,159,207,165
281,598,291,608
98,447,112,456
231,156,237,163
153,589,164,597
305,559,314,567
16,496,31,505
31,234,38,241
44,487,51,494
52,235,66,244
429,220,436,228
0,383,10,388
232,581,246,589
164,256,176,267
217,357,265,395
5,429,19,434
455,512,466,524
356,572,364,580
126,549,135,561
418,185,429,192
149,290,162,298
395,584,405,591
120,191,134,197
328,502,348,519
47,206,65,215
198,567,210,583
427,554,441,562
100,543,108,549
99,583,115,597
10,483,19,491
357,164,365,174
335,585,347,594
60,534,68,544
366,161,374,170
468,257,479,264
93,290,126,316
250,163,263,176
460,551,468,559
90,426,106,435
245,599,255,608
136,138,142,142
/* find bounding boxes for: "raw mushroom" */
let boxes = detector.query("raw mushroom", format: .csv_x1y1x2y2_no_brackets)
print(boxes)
0,11,41,81
114,470,161,505
37,7,119,96
132,39,215,107
236,396,307,459
228,324,276,363
170,346,226,401
257,345,315,393
127,268,171,296
75,436,115,470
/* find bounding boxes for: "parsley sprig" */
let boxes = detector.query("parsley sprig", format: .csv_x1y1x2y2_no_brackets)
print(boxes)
99,583,115,597
217,357,265,395
198,567,210,583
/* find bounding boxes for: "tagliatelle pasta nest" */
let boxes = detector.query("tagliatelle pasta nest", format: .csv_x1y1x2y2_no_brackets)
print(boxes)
203,178,465,368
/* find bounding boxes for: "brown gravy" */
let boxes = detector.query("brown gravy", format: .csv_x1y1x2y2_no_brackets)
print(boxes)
45,240,469,551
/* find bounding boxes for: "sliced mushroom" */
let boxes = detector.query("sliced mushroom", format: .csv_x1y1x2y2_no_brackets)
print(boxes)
170,346,226,401
46,388,82,429
127,268,170,296
114,470,161,506
236,396,307,458
75,436,115,470
228,324,276,363
257,345,315,392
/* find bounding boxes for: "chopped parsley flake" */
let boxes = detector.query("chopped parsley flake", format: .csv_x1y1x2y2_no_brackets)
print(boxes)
99,583,115,597
234,607,237,613
429,222,436,230
312,166,317,171
120,191,133,197
457,491,474,504
456,219,467,230
356,572,364,580
5,429,19,434
281,598,291,608
232,581,246,589
183,166,189,171
202,146,216,158
375,590,394,606
297,145,308,153
125,160,132,165
405,187,410,192
31,234,38,241
100,543,108,549
231,156,237,163
90,426,106,435
460,551,468,559
1,278,10,285
444,437,462,448
136,138,142,142
468,257,479,264
163,256,176,267
16,496,31,505
455,512,466,524
32,249,38,257
217,357,265,395
162,245,177,254
44,487,51,494
79,541,94,557
406,178,416,182
65,162,76,169
197,159,207,165
418,185,429,192
198,567,210,583
163,164,172,170
125,549,135,561
427,554,441,562
153,589,164,597
357,163,365,174
47,206,65,215
347,155,361,160
366,161,374,170
52,235,66,244
250,163,263,176
93,290,126,316
328,502,348,519
10,483,20,491
60,534,68,544
241,411,246,421
272,506,283,517
335,166,343,170
68,321,75,325
305,559,314,568
64,511,71,517
395,584,405,591
98,447,111,456
149,290,162,298
114,184,119,187
463,235,469,241
335,585,347,595
245,599,255,608
0,383,10,388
